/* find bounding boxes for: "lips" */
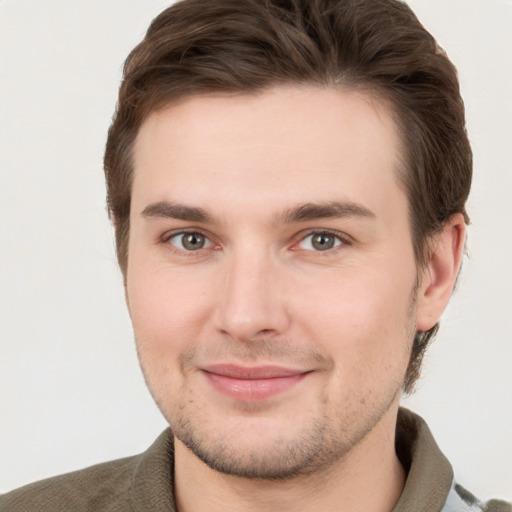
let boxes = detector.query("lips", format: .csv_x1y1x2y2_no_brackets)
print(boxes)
201,364,310,400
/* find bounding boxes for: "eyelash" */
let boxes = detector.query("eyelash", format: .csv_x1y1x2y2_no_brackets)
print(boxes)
293,229,351,254
161,229,351,256
162,230,218,257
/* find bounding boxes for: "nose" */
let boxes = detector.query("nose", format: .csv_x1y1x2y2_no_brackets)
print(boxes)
214,250,291,341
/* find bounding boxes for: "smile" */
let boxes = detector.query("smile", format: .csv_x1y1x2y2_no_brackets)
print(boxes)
201,364,311,400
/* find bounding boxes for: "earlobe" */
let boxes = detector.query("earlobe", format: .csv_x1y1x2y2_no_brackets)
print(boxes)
416,214,466,332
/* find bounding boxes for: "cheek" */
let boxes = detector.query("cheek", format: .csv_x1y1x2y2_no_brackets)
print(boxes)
127,263,215,359
295,266,416,365
127,267,215,405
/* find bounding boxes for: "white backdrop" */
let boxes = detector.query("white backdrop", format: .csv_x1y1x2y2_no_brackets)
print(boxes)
0,0,511,500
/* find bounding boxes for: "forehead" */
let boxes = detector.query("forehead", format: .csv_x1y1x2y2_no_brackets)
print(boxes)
131,85,404,221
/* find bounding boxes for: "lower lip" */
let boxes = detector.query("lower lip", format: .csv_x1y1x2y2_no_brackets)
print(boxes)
203,372,308,400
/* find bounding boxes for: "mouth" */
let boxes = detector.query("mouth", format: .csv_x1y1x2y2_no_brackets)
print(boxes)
201,364,311,400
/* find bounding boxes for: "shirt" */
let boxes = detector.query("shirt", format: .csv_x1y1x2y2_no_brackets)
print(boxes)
1,408,510,511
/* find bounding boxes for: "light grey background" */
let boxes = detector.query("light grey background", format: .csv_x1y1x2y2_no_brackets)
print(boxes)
1,0,511,500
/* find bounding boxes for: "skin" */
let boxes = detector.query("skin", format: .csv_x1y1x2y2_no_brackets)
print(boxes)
126,86,465,512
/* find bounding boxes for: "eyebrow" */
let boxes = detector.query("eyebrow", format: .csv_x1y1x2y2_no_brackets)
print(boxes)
276,201,376,224
141,201,213,223
141,200,375,225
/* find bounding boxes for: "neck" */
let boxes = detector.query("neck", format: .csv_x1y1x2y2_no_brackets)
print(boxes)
174,407,406,512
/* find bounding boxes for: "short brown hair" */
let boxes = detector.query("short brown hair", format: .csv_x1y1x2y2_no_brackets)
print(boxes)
104,0,472,392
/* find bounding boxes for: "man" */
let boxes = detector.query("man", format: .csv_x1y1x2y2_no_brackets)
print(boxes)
1,0,510,510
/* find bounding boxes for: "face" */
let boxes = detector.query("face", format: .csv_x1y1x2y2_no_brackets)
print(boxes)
127,86,420,479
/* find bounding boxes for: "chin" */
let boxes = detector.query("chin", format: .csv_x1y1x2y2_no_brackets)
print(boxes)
174,415,337,480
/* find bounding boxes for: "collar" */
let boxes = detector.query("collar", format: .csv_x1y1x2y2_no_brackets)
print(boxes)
393,407,454,512
128,408,455,512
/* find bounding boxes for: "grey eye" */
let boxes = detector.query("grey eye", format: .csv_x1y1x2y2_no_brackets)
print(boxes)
299,232,342,251
169,232,212,251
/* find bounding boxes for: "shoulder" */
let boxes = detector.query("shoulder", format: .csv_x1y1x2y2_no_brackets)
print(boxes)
0,454,140,512
394,409,511,512
445,483,512,512
0,428,176,512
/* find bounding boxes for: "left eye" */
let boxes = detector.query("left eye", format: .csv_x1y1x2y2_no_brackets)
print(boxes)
168,232,213,251
298,232,343,251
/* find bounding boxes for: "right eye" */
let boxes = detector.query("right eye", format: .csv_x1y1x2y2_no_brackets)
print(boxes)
297,231,344,252
167,232,213,251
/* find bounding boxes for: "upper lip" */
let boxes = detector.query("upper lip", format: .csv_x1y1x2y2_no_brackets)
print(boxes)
202,364,309,380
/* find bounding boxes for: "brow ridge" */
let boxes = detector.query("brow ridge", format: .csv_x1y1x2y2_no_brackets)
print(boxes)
141,200,375,225
276,201,376,224
141,201,212,223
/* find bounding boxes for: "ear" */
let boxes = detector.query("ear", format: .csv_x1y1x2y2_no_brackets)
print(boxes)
416,214,466,331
